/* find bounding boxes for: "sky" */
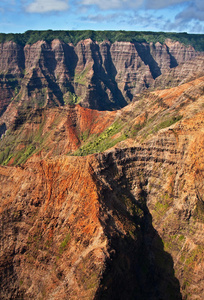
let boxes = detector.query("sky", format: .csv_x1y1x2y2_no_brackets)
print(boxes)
0,0,204,34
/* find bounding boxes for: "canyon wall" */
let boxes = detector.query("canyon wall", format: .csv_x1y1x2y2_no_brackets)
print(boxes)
0,107,203,299
0,38,200,122
0,75,203,299
0,33,204,299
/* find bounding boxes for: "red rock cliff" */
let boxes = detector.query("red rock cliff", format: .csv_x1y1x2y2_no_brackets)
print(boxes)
0,76,203,299
0,38,200,121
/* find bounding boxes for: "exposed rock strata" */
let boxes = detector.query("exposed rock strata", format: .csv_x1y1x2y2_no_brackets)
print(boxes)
154,55,204,89
0,38,200,123
0,109,203,299
0,77,204,299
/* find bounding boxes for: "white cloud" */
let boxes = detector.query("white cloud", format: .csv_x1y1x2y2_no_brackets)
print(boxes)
79,0,204,14
176,0,204,22
80,0,192,10
145,0,187,10
81,0,143,10
195,0,204,10
79,0,204,33
81,13,120,22
25,0,69,13
177,6,204,22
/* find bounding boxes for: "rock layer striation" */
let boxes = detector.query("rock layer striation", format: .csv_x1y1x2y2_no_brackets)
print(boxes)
0,38,200,123
0,76,204,299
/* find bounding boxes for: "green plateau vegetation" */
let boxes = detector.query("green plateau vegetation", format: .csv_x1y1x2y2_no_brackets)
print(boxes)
0,30,204,51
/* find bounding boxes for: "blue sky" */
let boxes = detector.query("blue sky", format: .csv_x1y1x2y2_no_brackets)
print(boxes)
0,0,204,34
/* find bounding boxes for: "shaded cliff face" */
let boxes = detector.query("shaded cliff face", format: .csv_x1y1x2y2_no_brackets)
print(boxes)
0,42,24,119
0,154,183,300
93,109,204,299
0,76,204,299
0,38,200,126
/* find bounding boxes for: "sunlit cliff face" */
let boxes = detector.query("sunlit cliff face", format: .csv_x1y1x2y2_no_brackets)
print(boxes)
0,38,200,123
0,37,204,300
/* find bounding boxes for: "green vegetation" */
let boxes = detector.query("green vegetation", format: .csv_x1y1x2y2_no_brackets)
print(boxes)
179,235,185,241
74,67,90,85
183,246,203,272
80,129,90,142
122,194,144,220
0,75,21,102
0,98,185,163
2,154,13,165
73,120,126,156
130,122,145,136
0,30,203,51
14,145,36,165
0,109,47,166
135,112,183,142
151,115,183,134
0,146,11,164
19,280,23,286
30,88,48,108
76,257,101,293
155,200,169,216
193,199,204,223
59,233,71,254
162,233,187,253
63,91,79,105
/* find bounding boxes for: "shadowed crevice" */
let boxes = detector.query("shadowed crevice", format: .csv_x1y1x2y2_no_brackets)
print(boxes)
0,122,7,138
134,42,161,79
87,42,127,110
93,152,182,300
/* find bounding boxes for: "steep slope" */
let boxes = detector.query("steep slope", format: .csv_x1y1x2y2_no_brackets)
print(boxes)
93,107,204,299
0,76,203,299
0,154,183,300
0,105,117,165
0,156,106,299
0,36,201,128
0,76,203,165
154,55,204,89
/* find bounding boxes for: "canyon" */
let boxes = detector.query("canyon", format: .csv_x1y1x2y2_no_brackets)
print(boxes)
0,32,204,299
0,36,202,124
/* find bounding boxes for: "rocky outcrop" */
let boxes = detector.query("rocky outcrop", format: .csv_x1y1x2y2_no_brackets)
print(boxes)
165,39,197,65
0,156,107,299
93,108,204,299
0,76,203,299
0,41,25,75
0,41,24,118
0,104,117,163
0,38,201,123
0,149,183,300
154,55,204,89
0,108,203,299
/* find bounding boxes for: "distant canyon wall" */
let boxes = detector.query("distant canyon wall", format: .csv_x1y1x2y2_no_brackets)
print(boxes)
0,38,200,117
